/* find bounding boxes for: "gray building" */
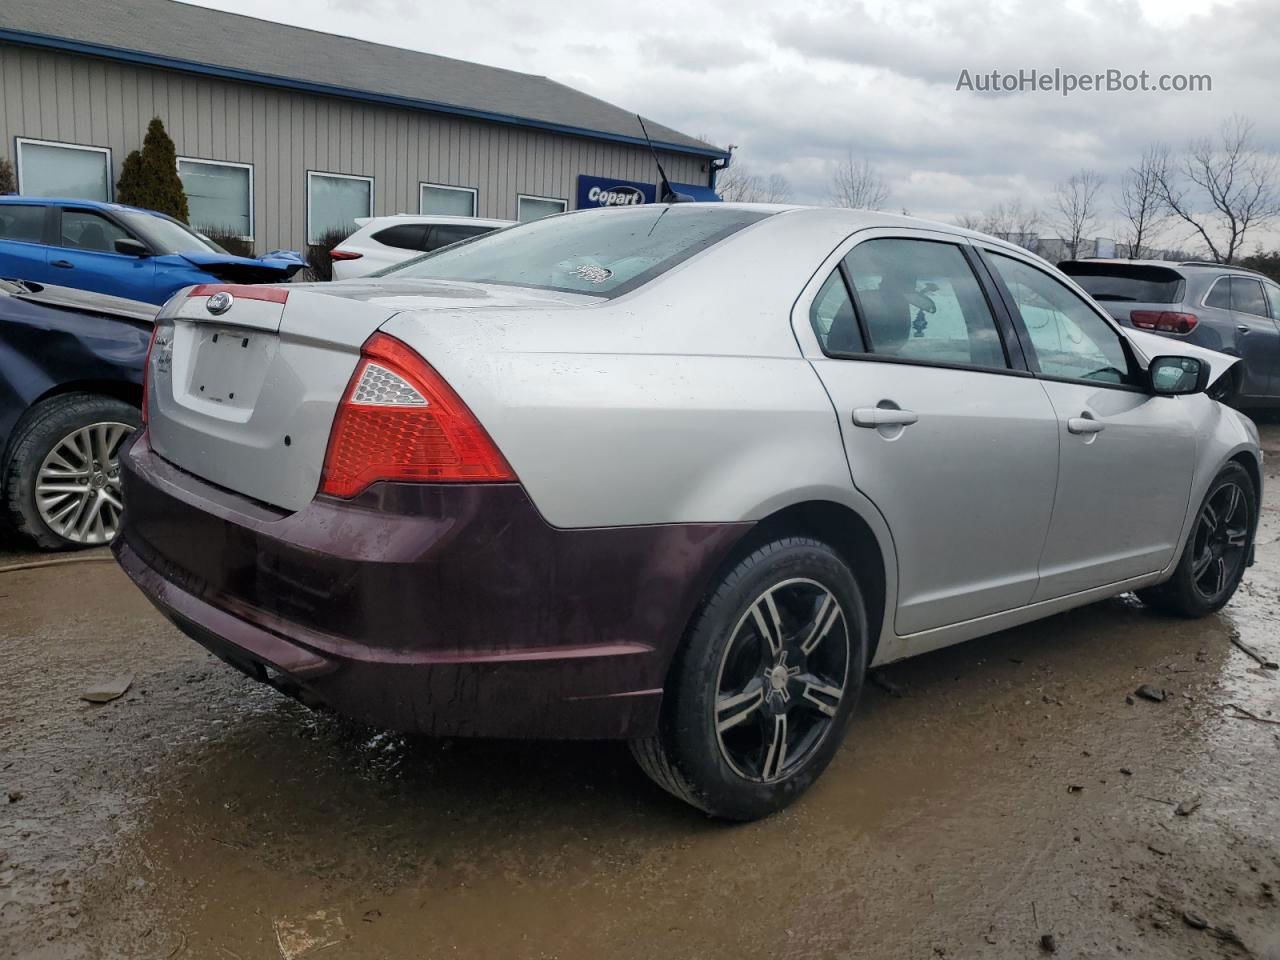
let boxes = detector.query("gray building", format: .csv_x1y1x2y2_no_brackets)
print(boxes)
0,0,726,251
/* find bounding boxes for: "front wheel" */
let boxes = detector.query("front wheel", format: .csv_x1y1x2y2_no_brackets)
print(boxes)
1138,462,1255,617
631,537,867,820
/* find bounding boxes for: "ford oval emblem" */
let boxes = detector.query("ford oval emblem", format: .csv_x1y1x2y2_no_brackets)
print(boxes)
206,291,234,315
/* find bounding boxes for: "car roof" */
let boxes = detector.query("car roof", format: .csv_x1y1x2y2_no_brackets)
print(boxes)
0,196,166,217
1061,258,1272,281
357,214,515,228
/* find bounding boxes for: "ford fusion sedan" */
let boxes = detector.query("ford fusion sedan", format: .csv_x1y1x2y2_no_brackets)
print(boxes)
114,204,1261,820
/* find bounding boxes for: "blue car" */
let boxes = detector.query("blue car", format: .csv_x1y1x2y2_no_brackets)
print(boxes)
0,197,304,305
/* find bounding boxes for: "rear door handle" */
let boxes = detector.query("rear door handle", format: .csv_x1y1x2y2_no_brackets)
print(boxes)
853,407,919,428
1067,416,1105,435
50,259,73,268
1236,324,1250,334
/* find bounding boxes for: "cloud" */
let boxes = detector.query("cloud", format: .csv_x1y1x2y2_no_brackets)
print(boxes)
191,0,1280,247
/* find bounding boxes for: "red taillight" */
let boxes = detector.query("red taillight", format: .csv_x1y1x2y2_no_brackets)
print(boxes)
1131,310,1197,334
141,322,162,425
319,333,515,498
329,250,363,261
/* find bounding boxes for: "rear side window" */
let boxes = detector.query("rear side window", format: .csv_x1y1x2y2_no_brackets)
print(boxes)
0,205,46,243
373,224,428,251
426,224,493,251
1230,277,1268,317
59,209,132,253
382,205,772,296
1060,263,1183,303
842,238,1008,370
1204,278,1232,309
990,253,1136,386
810,270,864,353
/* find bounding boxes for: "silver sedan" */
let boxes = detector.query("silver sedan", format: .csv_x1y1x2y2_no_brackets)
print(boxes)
118,203,1262,820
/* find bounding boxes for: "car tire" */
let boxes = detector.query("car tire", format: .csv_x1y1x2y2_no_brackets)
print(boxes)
1137,462,1255,618
3,394,140,551
631,537,868,820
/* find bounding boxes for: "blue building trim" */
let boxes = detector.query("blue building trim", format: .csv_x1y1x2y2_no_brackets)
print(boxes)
0,28,730,162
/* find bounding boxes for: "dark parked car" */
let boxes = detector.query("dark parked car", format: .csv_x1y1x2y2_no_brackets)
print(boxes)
1060,259,1280,407
0,278,151,548
0,197,304,305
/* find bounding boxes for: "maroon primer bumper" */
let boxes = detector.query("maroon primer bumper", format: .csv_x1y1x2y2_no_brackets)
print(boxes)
113,433,749,738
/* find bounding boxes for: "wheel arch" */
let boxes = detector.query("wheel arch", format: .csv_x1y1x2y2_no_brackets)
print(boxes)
702,499,891,666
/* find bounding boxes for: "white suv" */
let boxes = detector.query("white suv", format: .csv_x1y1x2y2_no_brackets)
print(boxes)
330,214,513,279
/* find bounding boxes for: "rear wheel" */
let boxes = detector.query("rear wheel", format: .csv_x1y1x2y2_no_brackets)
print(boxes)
1138,462,1254,617
3,394,140,550
631,537,867,820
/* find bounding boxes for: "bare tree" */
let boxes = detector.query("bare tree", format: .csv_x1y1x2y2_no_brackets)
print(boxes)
828,152,889,210
763,173,793,204
1116,146,1169,259
954,199,1041,251
1052,170,1105,259
1154,115,1280,264
716,165,793,204
715,164,764,202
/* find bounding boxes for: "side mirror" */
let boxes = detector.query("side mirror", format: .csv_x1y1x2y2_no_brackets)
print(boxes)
114,238,151,257
1149,355,1209,396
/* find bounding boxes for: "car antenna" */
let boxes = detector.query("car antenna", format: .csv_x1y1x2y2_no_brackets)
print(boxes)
637,115,693,203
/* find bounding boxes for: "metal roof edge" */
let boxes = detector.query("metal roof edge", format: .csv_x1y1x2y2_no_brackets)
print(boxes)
0,28,730,161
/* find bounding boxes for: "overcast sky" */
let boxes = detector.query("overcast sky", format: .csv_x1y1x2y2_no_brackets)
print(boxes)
189,0,1280,251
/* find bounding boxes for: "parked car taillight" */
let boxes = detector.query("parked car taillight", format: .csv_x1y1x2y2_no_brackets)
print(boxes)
1131,310,1198,335
319,332,515,498
141,322,162,425
329,249,363,261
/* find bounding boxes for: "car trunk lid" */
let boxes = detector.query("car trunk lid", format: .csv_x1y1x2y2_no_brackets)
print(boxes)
146,286,400,512
144,280,596,512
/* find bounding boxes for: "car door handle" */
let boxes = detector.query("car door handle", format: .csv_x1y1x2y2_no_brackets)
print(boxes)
50,259,73,268
853,407,919,428
1067,416,1105,435
1236,324,1250,334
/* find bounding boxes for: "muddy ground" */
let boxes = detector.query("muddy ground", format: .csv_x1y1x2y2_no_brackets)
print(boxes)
2,423,1279,960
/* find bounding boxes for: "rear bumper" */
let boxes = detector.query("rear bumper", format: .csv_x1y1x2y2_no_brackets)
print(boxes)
114,433,747,738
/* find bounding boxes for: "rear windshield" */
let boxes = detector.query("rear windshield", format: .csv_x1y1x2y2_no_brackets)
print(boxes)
380,205,771,296
1059,262,1184,303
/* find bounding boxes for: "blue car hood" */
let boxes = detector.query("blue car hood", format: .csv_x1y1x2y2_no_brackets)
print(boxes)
179,249,306,276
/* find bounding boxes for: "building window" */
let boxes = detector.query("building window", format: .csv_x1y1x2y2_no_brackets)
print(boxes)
421,183,477,217
178,158,253,240
517,194,567,222
307,171,373,244
16,138,111,202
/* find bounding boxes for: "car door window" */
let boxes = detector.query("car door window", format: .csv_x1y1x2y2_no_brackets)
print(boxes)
1229,277,1268,317
842,238,1008,369
1204,277,1231,309
0,205,47,243
1265,282,1280,319
809,269,865,354
59,209,132,253
989,253,1137,386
